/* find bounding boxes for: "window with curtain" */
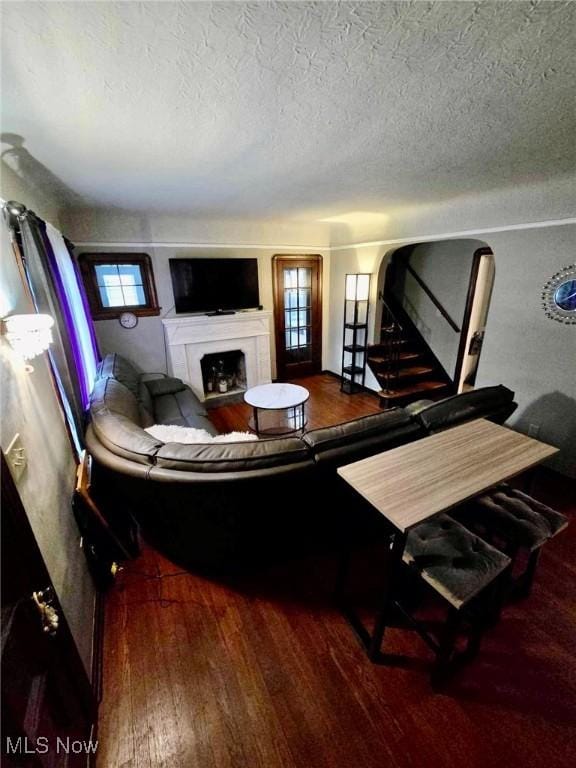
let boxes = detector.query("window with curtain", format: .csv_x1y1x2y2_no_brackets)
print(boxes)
4,203,100,455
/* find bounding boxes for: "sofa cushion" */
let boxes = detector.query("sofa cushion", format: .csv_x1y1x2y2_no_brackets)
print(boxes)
90,379,162,463
410,386,516,432
137,381,155,427
144,377,187,398
91,377,142,425
97,353,140,397
153,390,215,433
303,409,421,465
155,437,311,473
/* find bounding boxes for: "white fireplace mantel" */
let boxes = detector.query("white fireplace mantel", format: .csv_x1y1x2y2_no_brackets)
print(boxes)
162,311,273,400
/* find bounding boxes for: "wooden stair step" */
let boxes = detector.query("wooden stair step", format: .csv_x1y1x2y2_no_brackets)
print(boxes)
368,351,422,366
378,380,450,403
377,366,434,382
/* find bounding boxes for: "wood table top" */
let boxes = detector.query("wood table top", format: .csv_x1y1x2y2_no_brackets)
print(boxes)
337,419,558,532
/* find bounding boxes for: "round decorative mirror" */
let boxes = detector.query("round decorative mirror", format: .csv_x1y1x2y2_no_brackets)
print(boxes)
542,266,576,324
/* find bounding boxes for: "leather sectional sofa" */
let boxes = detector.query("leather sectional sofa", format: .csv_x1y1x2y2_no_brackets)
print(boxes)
86,354,518,569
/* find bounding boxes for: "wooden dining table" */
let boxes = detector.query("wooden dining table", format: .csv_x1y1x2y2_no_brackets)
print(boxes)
336,418,558,661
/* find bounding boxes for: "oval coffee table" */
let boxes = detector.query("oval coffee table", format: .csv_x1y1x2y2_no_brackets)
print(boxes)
244,383,310,436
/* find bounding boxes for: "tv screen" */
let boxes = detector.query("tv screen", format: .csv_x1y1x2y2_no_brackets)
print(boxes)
169,258,260,314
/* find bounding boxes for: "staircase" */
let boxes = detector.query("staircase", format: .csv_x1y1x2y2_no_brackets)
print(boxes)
367,300,454,409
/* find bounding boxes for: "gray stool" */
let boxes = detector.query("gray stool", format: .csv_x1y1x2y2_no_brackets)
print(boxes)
402,513,511,686
459,484,568,598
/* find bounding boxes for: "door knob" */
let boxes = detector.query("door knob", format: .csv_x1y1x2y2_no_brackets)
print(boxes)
32,587,59,636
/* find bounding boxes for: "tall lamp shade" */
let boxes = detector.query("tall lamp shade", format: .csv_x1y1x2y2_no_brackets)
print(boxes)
346,273,370,301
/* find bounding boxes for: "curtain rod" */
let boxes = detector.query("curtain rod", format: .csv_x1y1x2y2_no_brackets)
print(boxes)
1,197,73,248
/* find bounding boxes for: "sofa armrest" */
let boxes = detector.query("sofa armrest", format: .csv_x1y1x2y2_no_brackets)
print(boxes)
144,377,187,397
140,372,168,381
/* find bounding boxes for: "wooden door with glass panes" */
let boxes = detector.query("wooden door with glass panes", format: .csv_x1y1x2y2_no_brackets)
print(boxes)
273,255,322,379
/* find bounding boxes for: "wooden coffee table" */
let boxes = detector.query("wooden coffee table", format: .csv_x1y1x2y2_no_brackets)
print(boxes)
244,382,310,436
336,418,558,661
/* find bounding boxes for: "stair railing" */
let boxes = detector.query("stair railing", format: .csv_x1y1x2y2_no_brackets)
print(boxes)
379,295,403,394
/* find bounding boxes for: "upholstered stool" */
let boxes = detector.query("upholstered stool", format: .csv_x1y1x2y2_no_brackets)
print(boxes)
401,514,511,686
458,484,569,598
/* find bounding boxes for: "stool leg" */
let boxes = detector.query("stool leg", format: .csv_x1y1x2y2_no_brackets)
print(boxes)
431,608,461,689
368,531,406,662
517,548,541,599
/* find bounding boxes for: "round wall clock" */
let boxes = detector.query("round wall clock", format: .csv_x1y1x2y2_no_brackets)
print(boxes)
119,311,138,329
541,265,576,325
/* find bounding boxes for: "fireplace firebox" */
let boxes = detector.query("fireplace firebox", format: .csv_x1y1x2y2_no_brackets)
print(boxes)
201,350,246,399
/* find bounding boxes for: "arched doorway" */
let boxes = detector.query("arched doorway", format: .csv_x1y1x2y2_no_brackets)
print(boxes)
371,239,494,405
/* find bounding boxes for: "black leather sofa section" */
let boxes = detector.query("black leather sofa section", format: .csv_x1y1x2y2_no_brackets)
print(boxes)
407,385,517,433
86,354,517,569
96,352,217,434
302,409,421,466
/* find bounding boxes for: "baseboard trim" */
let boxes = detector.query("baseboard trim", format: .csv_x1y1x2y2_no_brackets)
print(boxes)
322,369,380,398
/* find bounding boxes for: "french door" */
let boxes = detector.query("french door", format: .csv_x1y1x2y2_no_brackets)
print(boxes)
272,255,322,379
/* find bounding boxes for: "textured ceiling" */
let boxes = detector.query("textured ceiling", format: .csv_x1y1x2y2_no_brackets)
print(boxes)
1,1,575,224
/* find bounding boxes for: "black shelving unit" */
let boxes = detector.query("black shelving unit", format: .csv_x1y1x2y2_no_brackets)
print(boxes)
341,275,370,394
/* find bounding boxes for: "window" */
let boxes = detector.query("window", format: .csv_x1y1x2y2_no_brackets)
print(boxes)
78,253,160,320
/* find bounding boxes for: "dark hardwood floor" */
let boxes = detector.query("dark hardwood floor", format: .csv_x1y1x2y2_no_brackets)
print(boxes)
208,372,382,433
97,376,576,767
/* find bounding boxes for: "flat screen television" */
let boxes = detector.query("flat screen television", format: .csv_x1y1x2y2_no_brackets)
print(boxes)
169,258,260,314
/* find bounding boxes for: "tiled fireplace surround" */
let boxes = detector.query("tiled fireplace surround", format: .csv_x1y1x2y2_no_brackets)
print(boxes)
162,311,273,402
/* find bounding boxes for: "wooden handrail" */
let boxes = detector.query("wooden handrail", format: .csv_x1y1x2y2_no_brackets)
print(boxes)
405,263,461,333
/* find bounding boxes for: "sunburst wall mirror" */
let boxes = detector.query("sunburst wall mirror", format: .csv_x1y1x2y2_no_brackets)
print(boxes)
541,265,576,325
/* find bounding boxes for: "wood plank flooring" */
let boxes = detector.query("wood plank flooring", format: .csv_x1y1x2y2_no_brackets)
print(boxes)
96,376,576,768
208,373,382,433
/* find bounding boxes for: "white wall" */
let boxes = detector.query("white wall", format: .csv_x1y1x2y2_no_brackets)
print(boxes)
0,164,95,673
326,244,393,391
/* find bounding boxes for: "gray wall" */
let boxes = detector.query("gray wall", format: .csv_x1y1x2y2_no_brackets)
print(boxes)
1,165,95,673
73,244,331,379
326,224,575,477
476,224,576,477
397,239,485,377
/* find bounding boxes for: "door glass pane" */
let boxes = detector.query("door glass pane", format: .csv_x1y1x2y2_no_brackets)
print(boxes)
298,328,309,346
285,289,298,309
298,309,310,326
285,310,299,329
284,268,298,288
298,268,311,287
298,288,311,308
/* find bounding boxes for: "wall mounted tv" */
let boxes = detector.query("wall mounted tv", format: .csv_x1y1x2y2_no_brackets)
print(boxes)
169,258,260,314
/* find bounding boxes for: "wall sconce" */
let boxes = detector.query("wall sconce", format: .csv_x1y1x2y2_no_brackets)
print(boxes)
2,313,54,371
345,273,370,302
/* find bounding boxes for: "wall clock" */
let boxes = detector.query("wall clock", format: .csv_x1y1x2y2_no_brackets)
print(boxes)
119,311,138,329
541,265,576,325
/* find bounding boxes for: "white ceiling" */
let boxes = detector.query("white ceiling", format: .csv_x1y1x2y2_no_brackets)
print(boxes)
1,1,575,225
